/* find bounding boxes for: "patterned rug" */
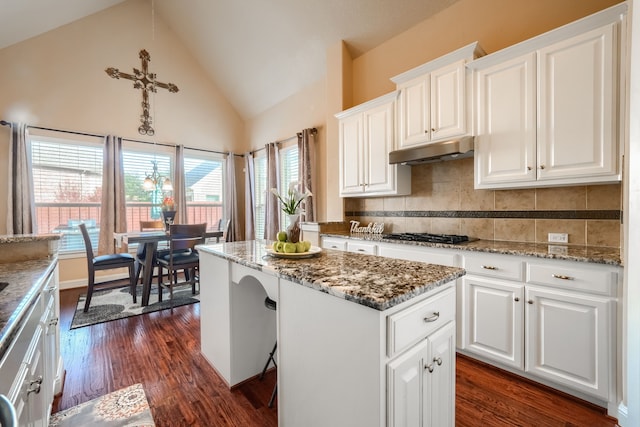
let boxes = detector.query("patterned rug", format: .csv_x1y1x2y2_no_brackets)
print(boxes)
70,283,199,329
49,383,155,426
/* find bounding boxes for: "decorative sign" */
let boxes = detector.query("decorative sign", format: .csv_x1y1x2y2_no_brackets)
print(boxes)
350,220,385,234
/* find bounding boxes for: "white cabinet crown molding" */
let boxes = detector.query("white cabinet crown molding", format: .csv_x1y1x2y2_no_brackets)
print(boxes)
334,91,399,119
467,2,627,71
391,41,485,85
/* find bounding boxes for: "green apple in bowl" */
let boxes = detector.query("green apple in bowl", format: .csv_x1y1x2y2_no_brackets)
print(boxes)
295,241,306,253
303,240,312,252
277,231,288,242
283,242,297,253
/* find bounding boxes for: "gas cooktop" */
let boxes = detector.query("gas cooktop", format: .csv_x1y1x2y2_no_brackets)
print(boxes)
382,233,471,244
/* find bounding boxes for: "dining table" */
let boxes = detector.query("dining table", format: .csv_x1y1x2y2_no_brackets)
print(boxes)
114,229,224,306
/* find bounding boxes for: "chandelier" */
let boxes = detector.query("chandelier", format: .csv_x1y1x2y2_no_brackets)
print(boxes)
143,160,173,192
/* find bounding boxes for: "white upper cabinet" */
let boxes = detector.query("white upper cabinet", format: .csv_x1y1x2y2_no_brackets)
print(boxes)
471,3,626,189
336,91,411,197
392,42,485,150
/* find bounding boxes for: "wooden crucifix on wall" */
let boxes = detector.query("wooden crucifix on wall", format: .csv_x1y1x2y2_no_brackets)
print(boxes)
105,49,179,136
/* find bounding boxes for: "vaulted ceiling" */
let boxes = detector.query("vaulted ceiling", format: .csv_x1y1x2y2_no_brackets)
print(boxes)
0,0,461,119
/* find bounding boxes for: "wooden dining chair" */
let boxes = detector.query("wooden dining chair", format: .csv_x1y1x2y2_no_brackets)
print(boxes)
79,223,137,312
156,223,207,311
134,219,166,286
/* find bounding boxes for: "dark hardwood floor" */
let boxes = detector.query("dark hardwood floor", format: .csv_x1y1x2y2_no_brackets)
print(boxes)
54,285,617,426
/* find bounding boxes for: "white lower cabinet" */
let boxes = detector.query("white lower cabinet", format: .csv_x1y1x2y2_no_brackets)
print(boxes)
525,286,612,400
0,262,61,427
460,252,618,410
387,289,456,427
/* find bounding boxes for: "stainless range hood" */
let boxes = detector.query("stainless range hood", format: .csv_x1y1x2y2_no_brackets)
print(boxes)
389,136,474,165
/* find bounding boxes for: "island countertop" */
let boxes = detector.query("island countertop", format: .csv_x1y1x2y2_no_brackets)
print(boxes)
196,239,465,311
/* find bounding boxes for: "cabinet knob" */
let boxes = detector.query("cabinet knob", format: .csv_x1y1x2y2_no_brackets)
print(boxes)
527,300,534,304
431,128,436,132
423,311,440,323
425,364,435,373
48,317,59,327
357,249,366,252
434,356,443,366
481,265,498,270
552,274,573,280
527,166,532,171
514,297,520,302
539,165,545,170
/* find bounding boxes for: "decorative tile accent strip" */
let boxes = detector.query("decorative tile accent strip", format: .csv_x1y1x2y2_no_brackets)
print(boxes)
346,210,621,220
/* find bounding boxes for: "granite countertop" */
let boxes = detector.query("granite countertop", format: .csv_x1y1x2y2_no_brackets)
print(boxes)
0,258,57,356
0,234,60,244
322,232,623,266
197,240,465,311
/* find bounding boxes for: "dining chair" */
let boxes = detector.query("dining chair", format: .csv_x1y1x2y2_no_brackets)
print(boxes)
156,223,207,311
134,219,166,287
79,223,137,312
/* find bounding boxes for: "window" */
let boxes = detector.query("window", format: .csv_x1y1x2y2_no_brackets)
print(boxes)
252,144,299,239
253,154,267,239
31,135,104,253
122,147,173,230
279,145,299,230
184,152,225,230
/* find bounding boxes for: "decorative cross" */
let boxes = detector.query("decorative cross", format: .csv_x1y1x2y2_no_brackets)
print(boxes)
105,49,179,136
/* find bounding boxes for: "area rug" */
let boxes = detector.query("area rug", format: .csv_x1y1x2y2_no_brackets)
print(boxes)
49,383,155,426
70,283,199,329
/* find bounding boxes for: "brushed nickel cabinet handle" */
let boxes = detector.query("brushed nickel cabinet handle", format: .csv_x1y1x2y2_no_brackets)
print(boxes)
423,312,440,323
539,165,545,170
552,274,574,280
481,265,498,270
514,297,520,302
527,166,532,171
425,363,434,373
434,357,443,366
527,300,534,304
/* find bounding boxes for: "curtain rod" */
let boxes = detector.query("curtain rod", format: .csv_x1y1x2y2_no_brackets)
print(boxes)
0,120,242,157
249,127,317,155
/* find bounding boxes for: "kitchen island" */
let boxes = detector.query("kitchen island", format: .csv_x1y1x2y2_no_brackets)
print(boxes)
197,240,465,427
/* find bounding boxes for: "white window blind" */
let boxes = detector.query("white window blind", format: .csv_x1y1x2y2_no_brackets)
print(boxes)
31,137,104,252
253,154,267,239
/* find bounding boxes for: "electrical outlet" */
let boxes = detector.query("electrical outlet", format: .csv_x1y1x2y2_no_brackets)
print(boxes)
548,233,568,244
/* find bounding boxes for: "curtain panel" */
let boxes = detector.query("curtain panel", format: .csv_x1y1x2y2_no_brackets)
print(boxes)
244,152,256,240
98,135,127,255
224,152,241,242
264,142,280,241
297,128,317,222
174,145,188,224
6,122,36,235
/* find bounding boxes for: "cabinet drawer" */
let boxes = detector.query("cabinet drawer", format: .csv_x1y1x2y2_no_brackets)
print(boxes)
321,237,347,251
387,287,455,357
347,241,377,255
463,253,524,281
526,262,617,296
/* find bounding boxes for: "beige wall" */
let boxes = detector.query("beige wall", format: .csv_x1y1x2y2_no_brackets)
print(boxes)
0,0,245,284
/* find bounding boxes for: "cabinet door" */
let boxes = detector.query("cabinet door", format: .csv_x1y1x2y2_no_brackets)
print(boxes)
388,338,429,427
339,113,364,195
463,276,524,369
363,99,396,193
525,286,611,399
431,60,466,140
537,23,618,182
475,52,537,188
398,75,430,149
425,322,455,427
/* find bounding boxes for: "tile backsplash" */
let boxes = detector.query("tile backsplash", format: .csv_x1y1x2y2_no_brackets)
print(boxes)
345,158,621,248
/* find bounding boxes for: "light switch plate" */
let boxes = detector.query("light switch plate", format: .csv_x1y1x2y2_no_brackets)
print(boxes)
548,233,568,243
